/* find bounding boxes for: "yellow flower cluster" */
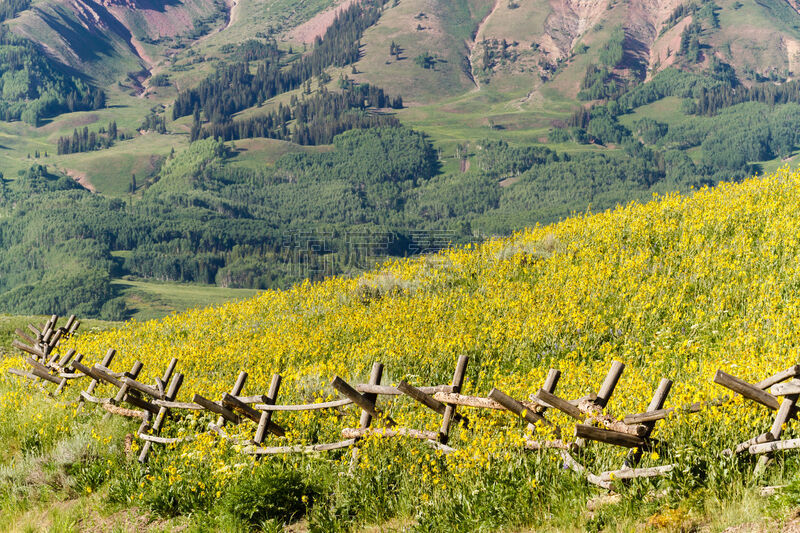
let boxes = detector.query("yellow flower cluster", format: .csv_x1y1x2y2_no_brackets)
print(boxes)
50,166,800,469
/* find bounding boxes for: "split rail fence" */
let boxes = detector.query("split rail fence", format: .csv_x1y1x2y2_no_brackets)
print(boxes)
7,316,800,489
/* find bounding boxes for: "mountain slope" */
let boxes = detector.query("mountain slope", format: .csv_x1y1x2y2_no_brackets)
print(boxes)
11,165,793,530
9,0,226,84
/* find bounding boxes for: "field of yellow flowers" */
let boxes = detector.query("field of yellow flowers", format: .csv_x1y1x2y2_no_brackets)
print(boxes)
3,167,800,531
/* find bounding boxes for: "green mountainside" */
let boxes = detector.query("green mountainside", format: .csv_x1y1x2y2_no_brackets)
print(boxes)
3,0,800,318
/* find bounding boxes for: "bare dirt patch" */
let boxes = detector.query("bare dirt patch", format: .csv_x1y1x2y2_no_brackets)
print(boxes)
288,0,358,43
64,169,97,193
649,16,692,76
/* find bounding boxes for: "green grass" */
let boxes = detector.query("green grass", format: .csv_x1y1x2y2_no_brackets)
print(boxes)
226,138,331,170
51,134,187,196
617,96,691,129
112,278,260,321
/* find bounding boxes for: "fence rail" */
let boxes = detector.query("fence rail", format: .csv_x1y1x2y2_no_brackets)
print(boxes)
7,316,800,490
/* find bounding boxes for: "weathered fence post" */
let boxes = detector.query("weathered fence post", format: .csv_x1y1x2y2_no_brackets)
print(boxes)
254,374,282,445
139,373,184,463
439,355,468,444
77,349,116,412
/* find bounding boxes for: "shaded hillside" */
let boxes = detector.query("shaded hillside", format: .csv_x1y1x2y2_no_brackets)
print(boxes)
9,0,226,84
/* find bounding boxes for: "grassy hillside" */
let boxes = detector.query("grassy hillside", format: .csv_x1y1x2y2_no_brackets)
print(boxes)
3,167,800,530
112,278,260,321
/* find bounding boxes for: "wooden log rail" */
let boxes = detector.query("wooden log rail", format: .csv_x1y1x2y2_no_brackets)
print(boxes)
15,340,800,489
11,316,81,367
713,370,780,410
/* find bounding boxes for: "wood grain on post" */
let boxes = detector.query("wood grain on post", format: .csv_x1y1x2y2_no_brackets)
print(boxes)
48,329,63,349
756,366,800,390
596,361,625,409
25,356,52,375
29,366,62,385
434,392,505,410
15,329,36,347
63,315,76,334
125,394,160,416
725,432,773,456
770,380,800,396
55,352,83,394
331,375,396,427
749,437,800,454
574,424,645,448
222,393,264,423
93,364,126,379
138,434,191,445
341,427,439,440
92,365,126,389
154,400,204,410
355,384,455,396
488,388,547,425
254,399,353,411
122,376,167,400
439,355,468,444
56,349,76,370
626,378,672,466
713,370,780,410
255,374,283,444
107,361,144,413
68,320,80,336
769,396,798,439
217,371,248,428
397,380,468,426
543,369,561,394
361,363,384,429
139,373,183,463
27,324,42,339
598,464,674,482
249,439,357,455
534,389,584,420
12,340,44,358
158,358,179,394
193,394,241,424
72,360,101,381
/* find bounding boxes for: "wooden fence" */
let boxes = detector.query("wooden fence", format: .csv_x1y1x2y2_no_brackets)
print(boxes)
7,316,800,489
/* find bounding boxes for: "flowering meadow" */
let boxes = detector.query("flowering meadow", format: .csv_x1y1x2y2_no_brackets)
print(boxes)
3,168,800,530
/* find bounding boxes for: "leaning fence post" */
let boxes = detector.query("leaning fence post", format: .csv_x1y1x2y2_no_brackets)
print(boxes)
139,373,184,463
574,361,625,448
347,362,383,472
255,374,282,445
216,371,248,428
104,361,144,421
626,378,672,467
596,361,625,409
77,349,116,412
754,392,799,476
439,355,468,444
